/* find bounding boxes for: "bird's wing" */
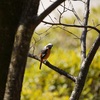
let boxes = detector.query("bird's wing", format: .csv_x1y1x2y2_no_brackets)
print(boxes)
41,48,48,58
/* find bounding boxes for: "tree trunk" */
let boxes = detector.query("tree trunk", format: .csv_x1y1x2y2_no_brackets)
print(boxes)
0,0,23,99
3,0,66,99
4,0,40,100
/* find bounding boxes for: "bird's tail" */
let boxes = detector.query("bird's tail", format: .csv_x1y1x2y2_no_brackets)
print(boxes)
39,59,43,69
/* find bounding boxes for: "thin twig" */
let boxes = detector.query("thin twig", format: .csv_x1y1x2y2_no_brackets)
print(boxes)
68,0,82,25
58,26,80,39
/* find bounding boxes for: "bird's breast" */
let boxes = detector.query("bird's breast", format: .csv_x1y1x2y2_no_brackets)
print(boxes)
43,49,50,59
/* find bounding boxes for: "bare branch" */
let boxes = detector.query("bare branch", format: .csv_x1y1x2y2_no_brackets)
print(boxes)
28,53,76,82
42,21,100,34
40,0,54,23
68,0,82,24
70,35,100,100
57,1,66,23
31,26,52,48
58,26,80,39
36,0,66,25
81,0,90,61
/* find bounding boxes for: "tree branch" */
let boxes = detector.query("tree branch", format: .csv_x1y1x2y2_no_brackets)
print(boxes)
42,21,100,34
35,0,66,25
28,53,76,82
81,0,90,61
70,35,100,100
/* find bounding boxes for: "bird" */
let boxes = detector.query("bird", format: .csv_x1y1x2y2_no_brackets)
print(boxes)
39,43,53,69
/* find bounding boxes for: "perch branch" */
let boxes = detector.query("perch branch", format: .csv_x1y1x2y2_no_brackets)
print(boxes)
28,53,76,82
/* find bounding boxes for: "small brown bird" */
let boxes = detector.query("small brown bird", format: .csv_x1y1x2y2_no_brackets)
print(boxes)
39,43,53,69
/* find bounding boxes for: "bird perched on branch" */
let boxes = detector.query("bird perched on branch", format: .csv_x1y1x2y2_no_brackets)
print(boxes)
39,43,53,69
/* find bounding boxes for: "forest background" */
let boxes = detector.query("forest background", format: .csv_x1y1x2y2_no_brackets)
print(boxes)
21,1,100,100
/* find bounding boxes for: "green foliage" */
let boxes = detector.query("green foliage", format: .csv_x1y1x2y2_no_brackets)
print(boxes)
21,49,80,100
22,47,100,100
21,6,100,100
22,48,100,100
